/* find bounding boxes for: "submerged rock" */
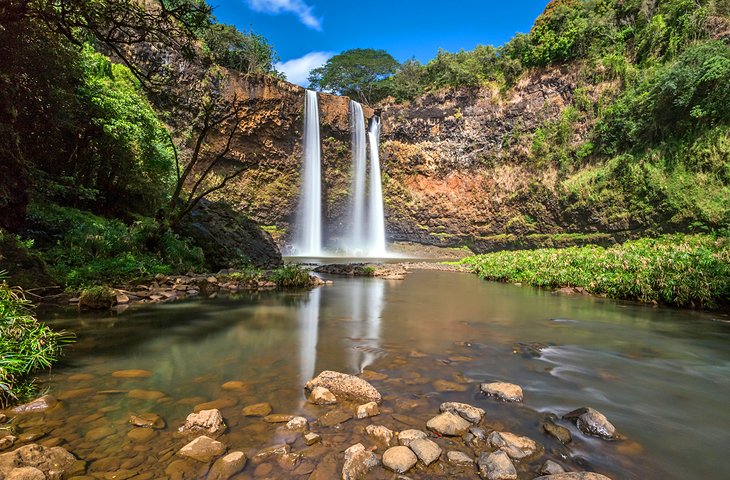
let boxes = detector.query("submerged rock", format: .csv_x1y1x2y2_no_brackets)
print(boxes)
426,412,471,436
177,435,226,462
11,395,58,414
208,451,247,480
318,410,352,427
180,409,226,435
563,408,618,440
534,474,612,480
285,416,308,431
341,443,379,480
129,413,165,430
477,451,517,480
382,446,417,474
305,371,381,404
540,460,567,475
542,420,572,444
0,444,79,479
488,431,542,460
439,401,485,424
480,382,523,402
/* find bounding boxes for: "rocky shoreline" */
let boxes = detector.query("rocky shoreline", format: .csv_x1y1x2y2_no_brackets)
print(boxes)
0,366,625,479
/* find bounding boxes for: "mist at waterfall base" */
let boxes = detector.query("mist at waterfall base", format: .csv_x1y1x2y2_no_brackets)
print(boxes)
291,92,392,258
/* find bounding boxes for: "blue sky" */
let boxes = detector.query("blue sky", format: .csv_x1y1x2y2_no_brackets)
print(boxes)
210,0,551,86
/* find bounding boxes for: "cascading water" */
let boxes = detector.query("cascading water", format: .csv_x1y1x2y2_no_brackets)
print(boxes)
348,101,368,251
367,116,387,257
294,90,323,255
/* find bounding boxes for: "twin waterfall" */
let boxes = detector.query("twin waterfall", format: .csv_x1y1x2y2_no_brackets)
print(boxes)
294,90,387,257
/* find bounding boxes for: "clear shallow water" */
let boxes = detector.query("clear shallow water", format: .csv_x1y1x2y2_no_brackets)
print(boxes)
20,271,730,479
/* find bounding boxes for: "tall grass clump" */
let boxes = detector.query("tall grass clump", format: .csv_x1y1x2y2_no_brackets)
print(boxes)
269,265,313,289
0,273,72,407
462,235,729,309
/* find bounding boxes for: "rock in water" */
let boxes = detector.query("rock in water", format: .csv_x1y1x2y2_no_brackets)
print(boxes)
242,402,273,416
356,402,379,419
487,431,541,460
426,412,471,436
397,429,427,447
11,395,58,414
305,371,381,404
179,409,226,435
365,425,394,447
447,451,474,467
309,386,337,405
0,444,79,479
208,451,247,480
563,408,618,440
477,451,517,480
540,460,566,475
409,438,442,466
480,382,523,402
177,435,226,462
382,446,417,474
341,443,378,480
533,474,613,480
439,402,485,424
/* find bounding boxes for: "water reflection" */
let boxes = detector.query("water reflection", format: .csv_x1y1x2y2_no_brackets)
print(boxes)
298,287,321,386
347,279,385,372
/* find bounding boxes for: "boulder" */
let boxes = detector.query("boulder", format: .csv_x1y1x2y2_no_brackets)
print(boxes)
341,443,378,480
563,408,618,440
439,402,485,424
487,431,541,460
447,450,474,467
382,446,417,474
305,371,381,404
179,409,226,435
177,435,226,462
208,451,247,480
355,402,379,419
176,199,282,270
309,386,337,405
397,429,427,447
409,438,441,466
480,382,523,402
477,451,517,480
426,412,471,436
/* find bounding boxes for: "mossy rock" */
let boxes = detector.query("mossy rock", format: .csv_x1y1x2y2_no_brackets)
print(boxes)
79,286,116,310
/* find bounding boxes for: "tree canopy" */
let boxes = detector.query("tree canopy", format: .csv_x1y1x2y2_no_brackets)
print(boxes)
308,48,399,104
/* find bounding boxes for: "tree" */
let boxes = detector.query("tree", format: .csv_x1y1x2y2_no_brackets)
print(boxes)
203,23,280,76
308,48,399,104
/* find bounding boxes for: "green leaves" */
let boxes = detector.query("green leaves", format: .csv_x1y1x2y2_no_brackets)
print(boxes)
308,49,399,104
463,235,730,309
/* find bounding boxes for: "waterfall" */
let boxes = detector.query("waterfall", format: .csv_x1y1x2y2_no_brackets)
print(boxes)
295,90,322,255
367,116,387,257
348,101,368,251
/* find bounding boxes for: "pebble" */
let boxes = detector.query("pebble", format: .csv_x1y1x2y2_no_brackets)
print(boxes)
426,412,471,436
447,450,474,467
382,446,417,474
409,437,442,465
355,402,379,419
478,450,517,480
397,429,427,447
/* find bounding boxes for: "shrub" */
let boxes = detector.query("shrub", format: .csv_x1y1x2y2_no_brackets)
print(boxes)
0,275,71,407
269,265,313,289
462,235,729,309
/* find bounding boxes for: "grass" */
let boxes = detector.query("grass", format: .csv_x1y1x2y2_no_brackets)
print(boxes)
461,235,729,309
0,273,72,407
269,264,313,289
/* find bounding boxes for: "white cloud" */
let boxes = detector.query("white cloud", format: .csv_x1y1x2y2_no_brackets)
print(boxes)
246,0,322,30
276,51,333,87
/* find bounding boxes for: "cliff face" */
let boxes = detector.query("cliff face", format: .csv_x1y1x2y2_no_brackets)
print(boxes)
225,68,641,252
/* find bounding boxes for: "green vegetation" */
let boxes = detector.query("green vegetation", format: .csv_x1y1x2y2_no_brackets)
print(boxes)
308,49,400,103
0,275,71,407
269,265,313,289
78,286,116,310
28,204,203,288
462,235,730,309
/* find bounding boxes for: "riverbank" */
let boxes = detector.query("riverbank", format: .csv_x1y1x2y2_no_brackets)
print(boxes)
461,234,729,309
